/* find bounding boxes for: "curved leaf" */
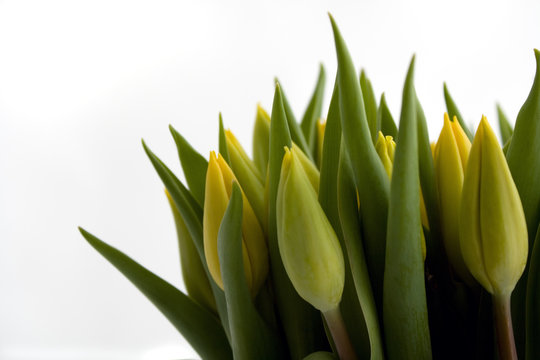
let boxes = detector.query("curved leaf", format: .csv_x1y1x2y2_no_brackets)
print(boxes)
496,103,513,145
378,93,397,139
360,69,378,142
79,228,232,360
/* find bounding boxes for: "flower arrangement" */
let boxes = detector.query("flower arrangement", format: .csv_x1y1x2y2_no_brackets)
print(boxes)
79,14,540,360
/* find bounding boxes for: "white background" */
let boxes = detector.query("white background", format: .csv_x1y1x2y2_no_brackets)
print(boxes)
1,0,539,359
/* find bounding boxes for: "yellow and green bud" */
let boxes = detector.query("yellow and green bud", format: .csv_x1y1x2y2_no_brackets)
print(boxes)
276,146,344,312
434,113,474,284
460,116,528,297
225,129,266,231
203,151,269,296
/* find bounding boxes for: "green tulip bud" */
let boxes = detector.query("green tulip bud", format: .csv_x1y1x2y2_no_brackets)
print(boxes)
434,113,475,284
460,116,528,297
276,146,344,312
203,151,269,297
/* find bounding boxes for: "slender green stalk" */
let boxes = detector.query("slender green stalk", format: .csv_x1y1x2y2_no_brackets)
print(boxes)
322,306,357,360
493,294,518,360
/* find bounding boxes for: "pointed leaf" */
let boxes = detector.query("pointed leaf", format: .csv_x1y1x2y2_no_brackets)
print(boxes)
496,103,513,145
301,64,326,155
329,14,390,310
378,93,398,138
443,83,474,140
79,228,232,360
276,79,315,162
360,69,378,142
383,57,432,359
218,183,285,360
169,125,208,207
219,113,231,164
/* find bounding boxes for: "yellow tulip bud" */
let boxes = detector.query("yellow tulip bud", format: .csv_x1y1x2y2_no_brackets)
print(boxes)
460,116,528,297
203,151,269,296
225,130,266,231
375,131,396,178
291,143,320,193
434,113,475,284
277,146,344,312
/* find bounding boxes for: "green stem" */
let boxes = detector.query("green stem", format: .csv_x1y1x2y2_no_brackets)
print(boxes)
322,306,358,360
493,294,518,360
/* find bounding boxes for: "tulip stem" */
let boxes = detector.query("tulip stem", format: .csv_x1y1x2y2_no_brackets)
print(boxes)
322,306,357,360
493,294,517,360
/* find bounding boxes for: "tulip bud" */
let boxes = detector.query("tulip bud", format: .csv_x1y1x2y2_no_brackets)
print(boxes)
375,131,396,178
276,146,344,312
253,104,271,178
225,129,266,231
460,116,528,297
291,143,320,193
203,151,269,296
434,113,475,284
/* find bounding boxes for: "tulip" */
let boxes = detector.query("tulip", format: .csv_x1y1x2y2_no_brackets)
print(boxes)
277,146,343,311
277,146,355,359
225,129,266,231
434,113,474,284
460,116,528,360
203,151,268,296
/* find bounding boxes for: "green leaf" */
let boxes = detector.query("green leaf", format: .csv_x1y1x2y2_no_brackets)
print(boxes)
329,14,390,311
506,49,540,357
360,69,379,142
496,103,513,145
268,84,328,359
319,78,342,237
169,125,208,207
378,93,398,139
218,183,285,360
415,97,443,263
253,105,272,178
142,140,230,339
383,57,432,359
79,228,232,360
337,146,384,360
219,113,231,164
526,223,540,360
443,83,474,140
165,190,217,314
276,78,315,162
301,64,326,156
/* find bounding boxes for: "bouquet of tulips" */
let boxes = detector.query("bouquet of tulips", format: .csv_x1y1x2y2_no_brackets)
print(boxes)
79,15,540,360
